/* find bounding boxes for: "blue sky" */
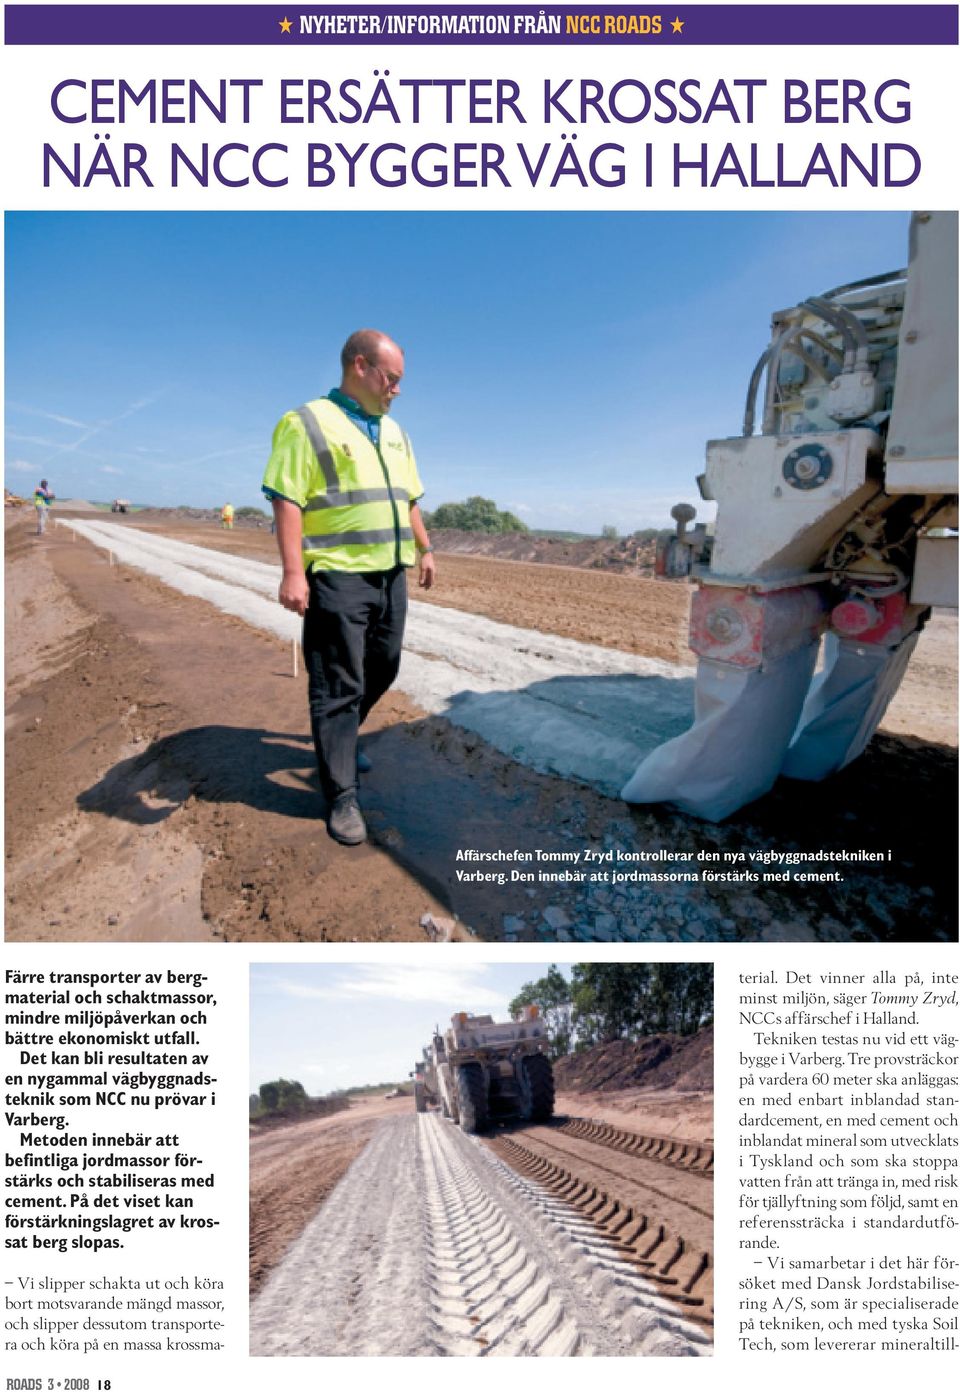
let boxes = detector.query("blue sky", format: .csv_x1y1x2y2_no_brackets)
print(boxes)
249,961,571,1093
5,211,909,532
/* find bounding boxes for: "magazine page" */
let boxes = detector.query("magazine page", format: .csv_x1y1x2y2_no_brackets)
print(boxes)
2,1,957,1387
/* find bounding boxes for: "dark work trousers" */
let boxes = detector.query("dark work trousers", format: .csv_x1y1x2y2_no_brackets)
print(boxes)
302,566,408,801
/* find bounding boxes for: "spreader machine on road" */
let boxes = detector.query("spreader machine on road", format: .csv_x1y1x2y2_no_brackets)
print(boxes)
415,1008,555,1134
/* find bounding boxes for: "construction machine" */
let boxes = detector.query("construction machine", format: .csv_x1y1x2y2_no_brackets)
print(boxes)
625,211,958,820
414,1007,555,1134
412,1050,433,1114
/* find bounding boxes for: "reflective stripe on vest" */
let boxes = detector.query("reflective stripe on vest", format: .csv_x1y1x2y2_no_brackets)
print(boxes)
302,527,413,551
295,406,340,495
298,398,417,573
305,487,409,511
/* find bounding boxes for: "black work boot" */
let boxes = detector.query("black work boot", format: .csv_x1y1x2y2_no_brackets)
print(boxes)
328,792,367,846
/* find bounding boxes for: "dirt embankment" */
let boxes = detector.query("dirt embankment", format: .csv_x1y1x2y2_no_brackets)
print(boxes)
134,505,271,528
427,528,660,574
554,1027,714,1095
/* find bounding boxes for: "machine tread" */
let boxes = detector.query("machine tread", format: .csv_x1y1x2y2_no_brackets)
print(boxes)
456,1062,489,1134
521,1053,555,1123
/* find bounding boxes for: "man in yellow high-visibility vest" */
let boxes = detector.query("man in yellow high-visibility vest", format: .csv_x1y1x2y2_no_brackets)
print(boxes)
34,479,54,535
262,329,436,845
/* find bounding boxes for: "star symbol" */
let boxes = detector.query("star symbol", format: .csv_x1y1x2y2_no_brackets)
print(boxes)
279,16,292,34
671,17,684,33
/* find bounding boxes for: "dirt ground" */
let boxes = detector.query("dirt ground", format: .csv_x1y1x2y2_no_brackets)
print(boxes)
420,526,660,575
554,1086,713,1142
247,1086,711,1307
249,1093,408,1296
554,1027,714,1095
111,513,691,661
5,511,957,942
488,1116,713,1248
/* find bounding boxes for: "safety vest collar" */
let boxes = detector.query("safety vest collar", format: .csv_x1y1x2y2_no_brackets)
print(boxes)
326,387,381,426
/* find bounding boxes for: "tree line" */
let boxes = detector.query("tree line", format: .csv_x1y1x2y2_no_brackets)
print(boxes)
250,1078,309,1117
423,495,529,534
508,963,713,1059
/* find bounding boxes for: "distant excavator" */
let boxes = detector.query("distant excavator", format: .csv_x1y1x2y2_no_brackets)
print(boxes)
624,211,958,820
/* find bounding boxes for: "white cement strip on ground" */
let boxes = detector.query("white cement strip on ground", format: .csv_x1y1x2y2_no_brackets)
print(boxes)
62,519,696,796
62,519,302,645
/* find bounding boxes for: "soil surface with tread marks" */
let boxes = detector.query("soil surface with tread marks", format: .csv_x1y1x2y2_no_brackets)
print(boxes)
249,1113,710,1357
248,1095,404,1297
489,1122,713,1322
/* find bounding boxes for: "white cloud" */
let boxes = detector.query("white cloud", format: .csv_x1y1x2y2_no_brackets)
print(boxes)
42,387,169,465
6,460,35,473
173,443,263,469
100,466,123,475
7,432,61,448
7,402,91,430
275,963,504,1010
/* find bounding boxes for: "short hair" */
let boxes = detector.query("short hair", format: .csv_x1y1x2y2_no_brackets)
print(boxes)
340,329,401,372
40,479,48,487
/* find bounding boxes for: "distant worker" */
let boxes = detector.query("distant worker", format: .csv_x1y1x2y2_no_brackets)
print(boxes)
262,329,436,846
221,502,235,529
34,479,54,535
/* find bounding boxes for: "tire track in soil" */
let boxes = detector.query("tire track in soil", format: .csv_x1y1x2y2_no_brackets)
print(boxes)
487,1121,714,1325
509,1126,714,1232
421,1111,588,1355
557,1116,714,1175
250,1113,709,1357
431,1119,706,1358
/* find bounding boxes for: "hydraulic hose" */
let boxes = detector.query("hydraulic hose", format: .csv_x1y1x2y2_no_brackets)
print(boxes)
744,323,844,436
804,296,870,372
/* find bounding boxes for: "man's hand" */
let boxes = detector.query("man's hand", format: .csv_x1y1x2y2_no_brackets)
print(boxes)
279,569,310,615
418,552,436,590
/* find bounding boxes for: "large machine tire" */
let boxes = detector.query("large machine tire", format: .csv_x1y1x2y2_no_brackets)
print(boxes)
414,1083,426,1114
455,1063,489,1134
519,1054,555,1123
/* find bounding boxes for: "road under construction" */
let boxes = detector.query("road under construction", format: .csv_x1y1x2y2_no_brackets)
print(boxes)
249,1107,713,1358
